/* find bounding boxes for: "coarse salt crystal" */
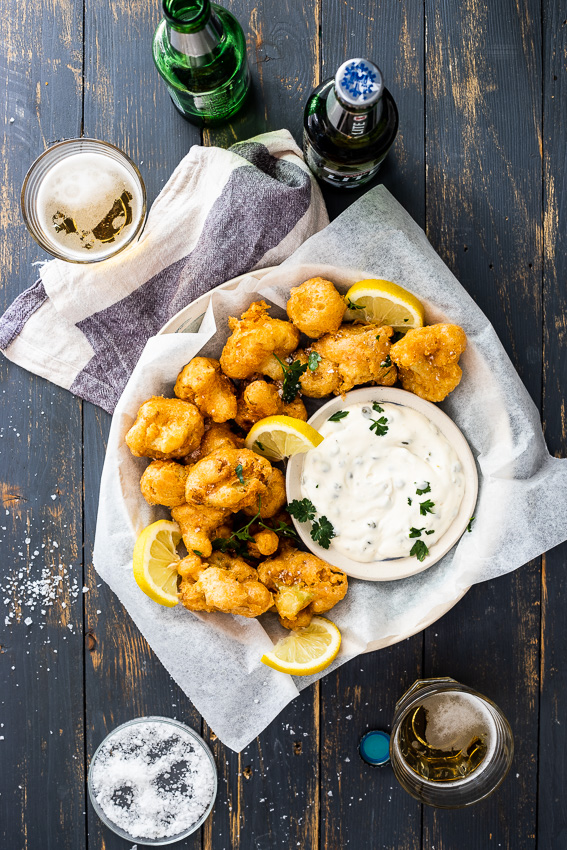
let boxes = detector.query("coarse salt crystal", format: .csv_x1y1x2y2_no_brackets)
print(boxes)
24,617,33,626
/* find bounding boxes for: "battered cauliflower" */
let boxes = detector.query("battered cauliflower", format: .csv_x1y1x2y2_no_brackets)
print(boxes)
390,323,467,402
257,545,348,629
174,357,237,423
286,277,346,339
235,379,307,430
179,551,274,618
125,396,204,460
184,447,272,511
219,301,300,381
171,502,231,558
140,460,189,507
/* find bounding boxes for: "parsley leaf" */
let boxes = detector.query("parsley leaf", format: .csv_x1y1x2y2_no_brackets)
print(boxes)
419,499,435,516
380,354,392,368
192,549,204,557
287,498,317,523
467,516,475,532
274,355,307,403
416,482,431,495
311,516,336,549
308,351,322,371
375,334,381,340
235,463,245,485
267,519,297,539
407,497,412,506
425,530,435,535
329,410,349,422
410,539,429,561
369,416,389,437
346,298,364,311
409,527,425,538
372,401,384,413
254,440,265,451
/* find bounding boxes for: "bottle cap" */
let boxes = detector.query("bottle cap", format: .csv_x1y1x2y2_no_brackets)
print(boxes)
335,59,384,108
359,730,391,766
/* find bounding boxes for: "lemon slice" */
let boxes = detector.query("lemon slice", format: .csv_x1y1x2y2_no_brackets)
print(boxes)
132,519,181,607
261,616,341,675
344,278,425,330
245,415,323,462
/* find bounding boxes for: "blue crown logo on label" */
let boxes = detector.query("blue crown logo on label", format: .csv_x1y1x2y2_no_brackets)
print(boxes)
340,60,380,103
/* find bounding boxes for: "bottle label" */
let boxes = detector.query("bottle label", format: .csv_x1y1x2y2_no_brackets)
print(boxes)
304,139,382,186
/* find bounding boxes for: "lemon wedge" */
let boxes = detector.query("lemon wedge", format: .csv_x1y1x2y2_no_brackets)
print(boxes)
261,616,342,675
132,519,181,607
245,415,323,462
344,278,425,330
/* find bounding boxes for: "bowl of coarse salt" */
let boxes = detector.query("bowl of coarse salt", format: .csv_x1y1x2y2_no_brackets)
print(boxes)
88,716,217,844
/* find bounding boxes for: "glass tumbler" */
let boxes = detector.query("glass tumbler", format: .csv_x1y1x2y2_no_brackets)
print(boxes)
390,677,514,808
21,138,146,263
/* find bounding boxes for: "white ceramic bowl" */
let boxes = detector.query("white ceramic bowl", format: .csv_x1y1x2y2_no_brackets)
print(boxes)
286,387,478,581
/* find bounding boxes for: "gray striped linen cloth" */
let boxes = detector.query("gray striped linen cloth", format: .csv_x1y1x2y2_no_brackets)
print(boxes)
0,129,328,412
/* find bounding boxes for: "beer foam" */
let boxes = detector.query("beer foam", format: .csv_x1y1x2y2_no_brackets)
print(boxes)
422,691,496,753
36,151,142,260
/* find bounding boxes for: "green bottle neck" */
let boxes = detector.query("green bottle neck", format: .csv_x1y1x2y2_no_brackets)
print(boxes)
163,0,212,33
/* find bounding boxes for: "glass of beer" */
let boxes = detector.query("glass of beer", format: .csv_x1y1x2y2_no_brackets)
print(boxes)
21,138,146,263
390,677,514,808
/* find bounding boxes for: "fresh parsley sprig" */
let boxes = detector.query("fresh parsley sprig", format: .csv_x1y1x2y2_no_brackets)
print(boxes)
419,499,435,516
409,527,425,538
212,498,297,557
288,498,335,549
345,297,364,311
416,482,431,495
410,539,429,561
369,416,389,437
467,516,475,532
308,351,322,371
274,355,307,403
328,410,349,422
235,463,245,485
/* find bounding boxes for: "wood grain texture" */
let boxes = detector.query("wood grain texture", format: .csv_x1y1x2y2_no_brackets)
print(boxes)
538,1,567,847
0,1,86,849
424,0,542,847
80,1,202,848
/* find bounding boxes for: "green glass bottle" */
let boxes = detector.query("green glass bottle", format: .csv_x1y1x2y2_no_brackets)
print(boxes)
152,0,250,126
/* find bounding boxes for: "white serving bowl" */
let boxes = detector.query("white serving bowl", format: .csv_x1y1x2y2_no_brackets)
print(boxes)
286,386,478,581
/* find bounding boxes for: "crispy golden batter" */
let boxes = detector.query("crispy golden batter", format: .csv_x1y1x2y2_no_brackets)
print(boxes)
235,380,307,430
247,529,280,558
171,502,230,558
307,324,397,395
286,277,346,339
177,550,207,581
390,323,467,402
219,301,300,381
179,552,274,618
140,460,189,507
174,357,237,423
295,349,341,398
257,546,348,629
184,447,272,511
126,396,204,460
187,422,244,464
243,467,286,518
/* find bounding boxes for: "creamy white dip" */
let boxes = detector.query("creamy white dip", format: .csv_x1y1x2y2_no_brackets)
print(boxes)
301,401,465,562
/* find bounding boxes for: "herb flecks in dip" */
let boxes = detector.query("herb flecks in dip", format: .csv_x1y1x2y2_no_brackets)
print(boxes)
300,402,465,562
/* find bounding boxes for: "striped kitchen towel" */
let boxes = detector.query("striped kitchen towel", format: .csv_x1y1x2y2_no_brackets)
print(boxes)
0,129,328,412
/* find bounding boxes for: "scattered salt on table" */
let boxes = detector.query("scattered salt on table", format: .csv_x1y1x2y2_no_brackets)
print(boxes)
89,720,215,840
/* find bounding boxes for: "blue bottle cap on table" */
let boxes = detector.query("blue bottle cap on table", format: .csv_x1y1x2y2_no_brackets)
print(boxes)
335,58,384,107
359,730,391,766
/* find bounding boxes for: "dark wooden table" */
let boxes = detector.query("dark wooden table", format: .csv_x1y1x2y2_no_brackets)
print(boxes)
1,1,565,848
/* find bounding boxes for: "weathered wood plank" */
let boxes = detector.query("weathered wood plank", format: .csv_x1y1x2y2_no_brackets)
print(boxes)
321,0,426,225
0,1,85,849
423,0,542,846
318,3,425,848
80,1,203,847
538,1,567,846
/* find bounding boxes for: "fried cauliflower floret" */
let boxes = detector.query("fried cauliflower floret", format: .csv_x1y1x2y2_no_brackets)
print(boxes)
179,552,274,618
171,502,231,558
140,460,189,507
177,550,207,581
235,379,307,430
243,468,286,518
219,300,300,381
184,447,272,511
295,349,341,398
286,277,346,339
125,396,204,460
257,546,348,629
186,422,244,464
247,529,280,559
174,357,237,423
390,323,467,402
309,324,397,395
